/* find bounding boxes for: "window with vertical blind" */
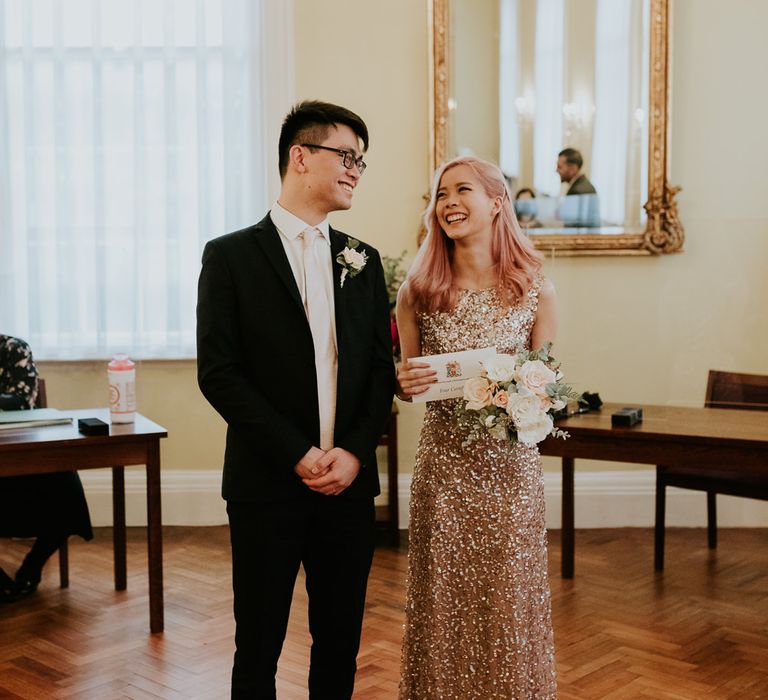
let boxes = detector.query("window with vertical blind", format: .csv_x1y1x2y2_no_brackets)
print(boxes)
498,0,649,222
532,0,564,197
0,0,292,359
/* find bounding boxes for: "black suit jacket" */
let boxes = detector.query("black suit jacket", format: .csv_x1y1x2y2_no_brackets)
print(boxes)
196,213,395,502
566,173,597,195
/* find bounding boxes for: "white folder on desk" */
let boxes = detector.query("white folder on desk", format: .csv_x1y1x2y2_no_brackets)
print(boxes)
0,408,73,430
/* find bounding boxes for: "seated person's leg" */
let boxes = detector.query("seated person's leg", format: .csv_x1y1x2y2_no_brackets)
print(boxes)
15,533,66,594
0,472,92,599
0,566,17,602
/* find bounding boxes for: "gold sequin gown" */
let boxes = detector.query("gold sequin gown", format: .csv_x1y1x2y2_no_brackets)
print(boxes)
399,280,557,699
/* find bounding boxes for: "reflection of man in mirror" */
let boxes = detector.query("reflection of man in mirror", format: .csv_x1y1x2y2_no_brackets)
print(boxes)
556,148,600,227
556,148,597,195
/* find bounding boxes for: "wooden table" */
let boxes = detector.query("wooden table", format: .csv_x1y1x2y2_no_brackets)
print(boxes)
0,409,168,632
540,402,768,578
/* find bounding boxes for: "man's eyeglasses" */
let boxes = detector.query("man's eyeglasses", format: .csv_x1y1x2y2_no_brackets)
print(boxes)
300,144,367,174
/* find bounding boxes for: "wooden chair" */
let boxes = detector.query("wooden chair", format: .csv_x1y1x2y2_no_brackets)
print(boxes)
33,378,70,587
654,370,768,570
35,377,47,410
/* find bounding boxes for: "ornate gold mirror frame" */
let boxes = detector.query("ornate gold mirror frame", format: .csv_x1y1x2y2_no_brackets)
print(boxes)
428,0,684,256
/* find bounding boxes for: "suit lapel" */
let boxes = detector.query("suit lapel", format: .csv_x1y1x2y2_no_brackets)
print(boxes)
254,219,350,349
253,215,305,314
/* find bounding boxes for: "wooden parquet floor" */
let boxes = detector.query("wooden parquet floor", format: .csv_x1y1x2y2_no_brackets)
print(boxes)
1,526,767,699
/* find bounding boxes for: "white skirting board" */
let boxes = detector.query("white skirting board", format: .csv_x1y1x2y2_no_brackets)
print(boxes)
78,469,768,529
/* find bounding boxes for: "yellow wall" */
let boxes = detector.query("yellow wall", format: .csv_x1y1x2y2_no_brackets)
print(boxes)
37,360,226,474
39,0,768,480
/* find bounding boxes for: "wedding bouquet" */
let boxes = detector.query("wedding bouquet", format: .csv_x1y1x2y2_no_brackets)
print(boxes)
457,343,580,447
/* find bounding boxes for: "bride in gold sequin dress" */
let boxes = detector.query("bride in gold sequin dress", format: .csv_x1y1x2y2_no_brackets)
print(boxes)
396,157,558,699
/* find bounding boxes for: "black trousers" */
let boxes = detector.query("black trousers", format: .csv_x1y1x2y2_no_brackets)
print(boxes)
227,492,375,700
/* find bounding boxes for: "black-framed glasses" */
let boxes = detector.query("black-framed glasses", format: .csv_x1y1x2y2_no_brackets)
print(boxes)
300,144,367,174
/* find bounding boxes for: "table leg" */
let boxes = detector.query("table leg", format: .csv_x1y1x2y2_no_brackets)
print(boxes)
59,539,69,588
112,466,127,591
654,466,666,571
388,413,399,547
562,457,575,578
146,441,164,633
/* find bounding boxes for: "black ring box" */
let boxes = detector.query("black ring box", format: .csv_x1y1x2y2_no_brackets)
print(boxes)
611,407,643,427
78,417,110,436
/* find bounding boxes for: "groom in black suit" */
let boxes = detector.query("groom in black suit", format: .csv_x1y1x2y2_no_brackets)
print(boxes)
197,101,395,699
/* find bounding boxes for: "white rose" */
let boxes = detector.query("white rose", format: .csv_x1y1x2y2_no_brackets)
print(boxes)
506,391,554,445
342,247,366,270
505,392,542,426
463,377,493,410
515,360,556,397
484,354,517,383
516,413,554,446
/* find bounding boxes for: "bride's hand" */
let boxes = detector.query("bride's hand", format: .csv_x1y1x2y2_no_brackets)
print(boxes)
396,360,437,401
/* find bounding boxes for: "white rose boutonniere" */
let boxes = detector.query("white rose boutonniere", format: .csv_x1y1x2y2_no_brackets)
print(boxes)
336,237,368,287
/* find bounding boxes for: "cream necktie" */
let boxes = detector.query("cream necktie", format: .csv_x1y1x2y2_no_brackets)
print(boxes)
302,228,337,450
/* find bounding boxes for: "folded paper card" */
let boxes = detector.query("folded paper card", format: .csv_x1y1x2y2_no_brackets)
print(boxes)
410,346,497,403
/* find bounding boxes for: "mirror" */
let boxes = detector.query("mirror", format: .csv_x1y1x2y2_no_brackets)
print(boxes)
429,0,683,255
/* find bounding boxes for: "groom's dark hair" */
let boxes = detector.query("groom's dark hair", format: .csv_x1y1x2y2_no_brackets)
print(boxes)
558,147,584,169
278,100,369,179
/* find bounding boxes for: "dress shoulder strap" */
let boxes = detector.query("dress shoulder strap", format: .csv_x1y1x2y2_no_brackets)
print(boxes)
523,271,545,318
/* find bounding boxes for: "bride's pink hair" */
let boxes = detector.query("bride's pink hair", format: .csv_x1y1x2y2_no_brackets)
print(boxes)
405,156,543,313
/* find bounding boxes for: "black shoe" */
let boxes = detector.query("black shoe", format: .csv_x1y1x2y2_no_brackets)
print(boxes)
13,564,41,598
0,567,18,603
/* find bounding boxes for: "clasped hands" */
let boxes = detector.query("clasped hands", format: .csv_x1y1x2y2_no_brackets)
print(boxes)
295,446,360,496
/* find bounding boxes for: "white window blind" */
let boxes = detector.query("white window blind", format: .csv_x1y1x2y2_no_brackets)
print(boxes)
498,0,520,181
591,0,648,226
0,0,293,358
532,0,564,196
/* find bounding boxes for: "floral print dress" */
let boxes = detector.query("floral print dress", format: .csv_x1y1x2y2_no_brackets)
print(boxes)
0,335,92,540
0,334,39,409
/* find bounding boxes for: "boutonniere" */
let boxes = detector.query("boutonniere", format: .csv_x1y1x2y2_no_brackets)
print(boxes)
336,237,368,288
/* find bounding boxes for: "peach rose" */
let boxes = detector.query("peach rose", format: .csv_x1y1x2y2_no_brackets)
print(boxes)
492,390,509,409
463,377,493,410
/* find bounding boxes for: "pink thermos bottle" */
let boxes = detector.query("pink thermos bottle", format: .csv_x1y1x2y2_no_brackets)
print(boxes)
108,354,136,423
